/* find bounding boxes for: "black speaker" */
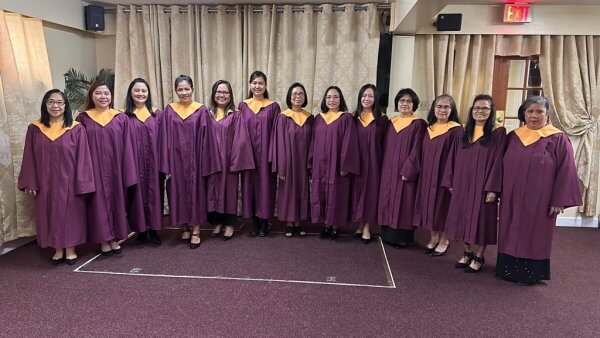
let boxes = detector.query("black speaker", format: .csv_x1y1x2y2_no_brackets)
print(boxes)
435,13,462,31
85,5,105,31
376,33,393,109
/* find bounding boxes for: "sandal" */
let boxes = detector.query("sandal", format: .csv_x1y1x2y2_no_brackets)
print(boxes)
465,256,485,273
190,233,202,249
455,251,475,269
285,225,294,237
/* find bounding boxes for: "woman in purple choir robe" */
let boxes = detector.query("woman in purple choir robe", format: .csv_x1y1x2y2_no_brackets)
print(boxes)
123,78,163,246
270,82,314,237
312,86,360,240
159,75,219,249
496,96,582,285
76,81,138,256
443,94,507,272
18,89,95,265
206,80,255,241
238,70,281,237
414,94,462,256
378,88,426,248
350,84,388,244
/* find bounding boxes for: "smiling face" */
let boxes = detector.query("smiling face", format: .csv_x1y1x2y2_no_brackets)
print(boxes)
472,99,492,124
325,89,341,111
46,92,66,120
290,86,306,109
434,97,451,123
131,82,149,107
524,102,548,130
397,94,414,116
214,83,231,109
249,76,266,99
92,85,111,110
361,88,375,110
176,80,193,104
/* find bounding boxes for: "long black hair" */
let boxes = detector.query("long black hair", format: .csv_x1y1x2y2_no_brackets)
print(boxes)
353,84,382,122
209,80,236,116
40,89,73,128
426,94,460,126
124,78,154,117
462,94,496,147
247,70,269,99
320,86,348,113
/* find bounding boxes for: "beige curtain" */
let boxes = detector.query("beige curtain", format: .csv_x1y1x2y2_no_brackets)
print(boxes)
539,36,600,217
413,34,496,121
115,4,380,113
0,11,53,246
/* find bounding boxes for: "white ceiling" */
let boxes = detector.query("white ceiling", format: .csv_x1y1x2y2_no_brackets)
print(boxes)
90,0,600,5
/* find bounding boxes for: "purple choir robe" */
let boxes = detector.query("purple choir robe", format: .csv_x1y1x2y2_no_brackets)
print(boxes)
76,111,138,242
443,127,507,245
378,118,427,230
350,116,388,225
311,113,360,227
413,125,463,231
498,131,582,260
238,101,280,219
159,104,220,227
270,111,314,222
206,111,255,215
18,122,95,248
126,109,163,232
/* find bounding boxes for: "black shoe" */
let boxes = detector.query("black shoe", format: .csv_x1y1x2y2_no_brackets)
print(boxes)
423,242,439,254
100,250,113,257
65,257,78,266
295,226,306,236
190,233,201,249
250,217,260,237
181,228,191,243
455,251,475,269
258,219,269,237
353,232,363,238
362,238,371,244
285,225,294,237
330,229,339,241
210,226,222,238
112,247,122,255
51,257,65,266
136,231,149,244
223,234,233,241
320,227,332,239
465,256,485,273
391,242,407,249
431,242,449,257
149,230,162,245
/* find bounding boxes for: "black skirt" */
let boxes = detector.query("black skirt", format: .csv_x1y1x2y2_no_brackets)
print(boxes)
495,252,551,284
381,225,414,245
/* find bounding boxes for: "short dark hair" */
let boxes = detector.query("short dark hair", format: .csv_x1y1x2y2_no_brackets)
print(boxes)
518,95,551,123
174,75,194,90
394,88,420,112
285,82,308,109
426,94,460,126
40,89,73,128
463,94,496,147
124,78,154,117
85,80,113,111
320,86,348,113
354,84,382,122
209,80,236,114
247,70,269,99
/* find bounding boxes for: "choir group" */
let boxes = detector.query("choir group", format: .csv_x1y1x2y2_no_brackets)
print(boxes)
17,70,582,286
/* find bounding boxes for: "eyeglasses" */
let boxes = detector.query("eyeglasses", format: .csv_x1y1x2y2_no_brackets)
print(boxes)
399,98,413,104
47,100,65,106
473,106,491,112
215,91,230,97
435,105,451,110
292,92,305,97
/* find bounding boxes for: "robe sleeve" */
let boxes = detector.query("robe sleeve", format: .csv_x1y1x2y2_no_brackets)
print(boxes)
441,128,463,189
307,117,315,172
74,126,96,195
483,127,508,194
231,113,255,172
400,121,426,181
549,133,583,208
17,125,39,192
199,107,222,177
121,116,139,188
340,115,360,175
269,114,284,176
158,108,171,174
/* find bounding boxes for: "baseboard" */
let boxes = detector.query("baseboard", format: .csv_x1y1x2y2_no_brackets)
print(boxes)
0,236,36,256
556,216,599,228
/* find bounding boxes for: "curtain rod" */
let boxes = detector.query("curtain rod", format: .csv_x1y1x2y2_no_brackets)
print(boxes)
119,4,391,14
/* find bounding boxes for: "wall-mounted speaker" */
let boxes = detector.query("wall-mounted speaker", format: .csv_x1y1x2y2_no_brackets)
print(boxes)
85,5,105,31
435,13,462,32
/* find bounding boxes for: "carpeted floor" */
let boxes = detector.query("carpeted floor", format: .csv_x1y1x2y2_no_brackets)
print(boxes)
1,224,599,337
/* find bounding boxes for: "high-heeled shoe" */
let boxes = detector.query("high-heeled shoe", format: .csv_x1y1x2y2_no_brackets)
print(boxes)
65,256,78,266
465,256,485,273
210,227,222,238
190,233,202,249
362,237,372,244
431,242,449,257
181,227,191,243
423,242,439,254
455,251,474,269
